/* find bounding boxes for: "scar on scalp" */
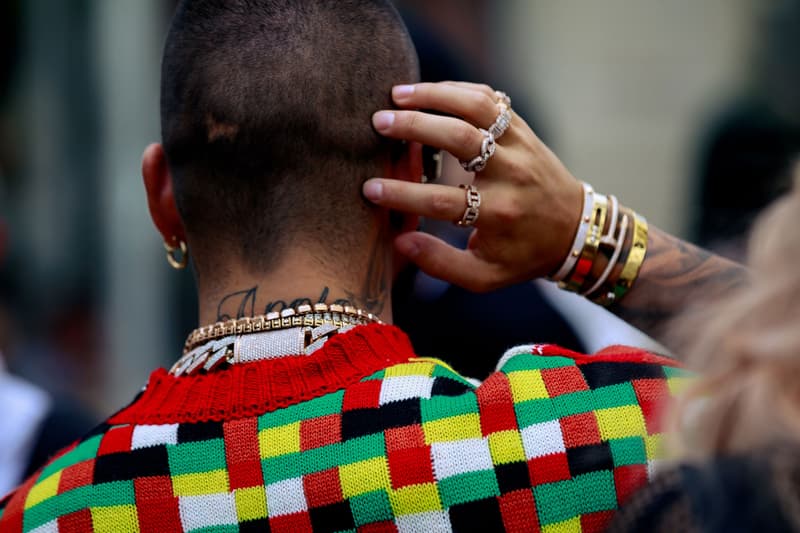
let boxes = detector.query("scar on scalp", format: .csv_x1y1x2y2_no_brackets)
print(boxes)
205,113,239,143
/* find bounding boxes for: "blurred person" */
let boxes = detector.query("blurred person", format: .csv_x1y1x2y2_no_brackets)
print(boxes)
0,1,740,531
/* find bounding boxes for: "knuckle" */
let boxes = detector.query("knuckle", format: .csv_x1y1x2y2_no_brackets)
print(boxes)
430,190,457,215
454,124,477,149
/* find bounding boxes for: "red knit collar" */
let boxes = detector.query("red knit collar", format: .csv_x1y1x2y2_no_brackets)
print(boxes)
109,324,416,426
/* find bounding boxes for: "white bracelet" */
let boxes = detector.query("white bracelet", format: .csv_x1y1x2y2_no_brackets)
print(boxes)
584,213,629,297
550,183,595,282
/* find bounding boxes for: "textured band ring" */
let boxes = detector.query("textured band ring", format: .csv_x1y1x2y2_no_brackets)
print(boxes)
460,129,496,173
489,103,513,140
456,184,482,227
495,90,512,108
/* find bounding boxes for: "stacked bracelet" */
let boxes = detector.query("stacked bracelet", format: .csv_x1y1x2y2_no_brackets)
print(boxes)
548,183,649,307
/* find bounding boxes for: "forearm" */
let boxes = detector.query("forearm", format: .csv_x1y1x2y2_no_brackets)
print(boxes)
609,226,748,349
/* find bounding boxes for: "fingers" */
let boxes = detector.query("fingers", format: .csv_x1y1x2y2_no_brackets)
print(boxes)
392,83,500,129
373,111,489,161
395,232,500,293
364,179,470,223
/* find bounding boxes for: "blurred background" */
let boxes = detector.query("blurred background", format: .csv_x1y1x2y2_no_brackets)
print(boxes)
0,0,798,422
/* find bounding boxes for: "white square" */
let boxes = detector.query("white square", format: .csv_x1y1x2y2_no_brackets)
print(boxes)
29,521,59,533
132,423,179,450
179,493,237,530
521,420,566,459
431,438,493,480
379,376,434,405
265,477,308,517
396,511,453,533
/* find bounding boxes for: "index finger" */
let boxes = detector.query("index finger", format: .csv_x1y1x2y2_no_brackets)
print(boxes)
363,178,473,224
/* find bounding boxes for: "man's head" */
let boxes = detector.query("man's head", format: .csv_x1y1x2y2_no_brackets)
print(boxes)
146,0,419,280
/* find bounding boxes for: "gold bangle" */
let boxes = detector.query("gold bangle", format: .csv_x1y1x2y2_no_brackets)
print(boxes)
614,212,648,299
563,194,608,292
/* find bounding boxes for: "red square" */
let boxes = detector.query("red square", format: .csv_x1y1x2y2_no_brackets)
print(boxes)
300,415,342,451
640,400,665,434
614,465,648,505
342,380,382,411
384,425,425,453
527,453,571,485
224,418,265,490
58,460,95,493
477,374,518,435
580,511,615,533
134,476,182,532
387,447,435,489
303,469,343,509
499,489,539,532
97,425,134,456
559,413,601,447
359,522,399,533
541,367,589,397
58,509,93,532
633,379,670,403
270,512,314,532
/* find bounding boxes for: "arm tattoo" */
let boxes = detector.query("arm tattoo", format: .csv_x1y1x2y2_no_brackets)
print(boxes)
611,227,748,348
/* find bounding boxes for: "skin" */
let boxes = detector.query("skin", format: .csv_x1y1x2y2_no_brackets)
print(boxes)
362,82,748,351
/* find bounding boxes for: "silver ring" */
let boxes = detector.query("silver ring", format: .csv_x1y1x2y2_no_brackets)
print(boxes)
456,184,481,227
489,103,513,140
495,90,512,108
460,129,496,173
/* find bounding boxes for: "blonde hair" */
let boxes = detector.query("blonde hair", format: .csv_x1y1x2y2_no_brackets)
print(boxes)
674,170,800,457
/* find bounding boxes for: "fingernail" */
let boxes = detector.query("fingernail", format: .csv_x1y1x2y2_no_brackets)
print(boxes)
363,179,384,202
393,85,415,99
373,111,395,132
396,238,421,258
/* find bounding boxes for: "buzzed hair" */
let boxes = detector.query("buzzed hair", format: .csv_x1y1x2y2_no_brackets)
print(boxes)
161,0,419,273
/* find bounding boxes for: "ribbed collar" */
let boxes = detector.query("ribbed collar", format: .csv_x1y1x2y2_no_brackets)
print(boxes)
109,324,416,425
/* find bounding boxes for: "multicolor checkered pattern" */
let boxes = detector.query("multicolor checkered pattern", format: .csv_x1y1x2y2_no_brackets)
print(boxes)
0,336,688,532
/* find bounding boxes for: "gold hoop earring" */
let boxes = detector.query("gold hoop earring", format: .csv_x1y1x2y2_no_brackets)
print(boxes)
164,239,188,270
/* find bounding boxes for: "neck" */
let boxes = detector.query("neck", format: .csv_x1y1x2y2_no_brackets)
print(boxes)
195,238,394,327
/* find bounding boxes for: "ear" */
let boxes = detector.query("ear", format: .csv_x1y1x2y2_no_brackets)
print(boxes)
142,143,186,246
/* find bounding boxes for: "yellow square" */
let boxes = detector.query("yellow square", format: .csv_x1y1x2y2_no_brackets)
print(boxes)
596,405,648,441
172,470,230,496
389,483,442,515
667,377,690,396
259,422,301,458
25,471,62,509
235,487,268,522
423,414,482,444
91,505,140,533
385,361,435,378
488,431,526,465
644,433,664,460
542,516,581,533
339,457,390,498
508,370,549,402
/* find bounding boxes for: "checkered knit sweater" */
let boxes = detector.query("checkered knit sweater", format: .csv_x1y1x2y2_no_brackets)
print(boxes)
0,324,687,532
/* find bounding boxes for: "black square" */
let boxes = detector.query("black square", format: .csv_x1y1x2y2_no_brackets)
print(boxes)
566,442,614,477
432,377,471,397
448,497,505,532
495,461,531,494
379,399,422,429
342,408,383,440
239,518,271,533
177,421,225,443
580,362,666,389
310,501,356,532
93,446,170,483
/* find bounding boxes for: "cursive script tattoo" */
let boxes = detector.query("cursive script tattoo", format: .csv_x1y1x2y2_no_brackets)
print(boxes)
611,227,748,350
216,286,353,321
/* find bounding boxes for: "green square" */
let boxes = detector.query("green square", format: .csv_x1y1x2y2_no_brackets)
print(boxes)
574,471,618,514
609,437,647,467
301,443,342,474
533,480,578,526
514,398,557,428
438,470,500,507
350,490,393,526
168,439,227,475
262,453,303,484
24,485,92,531
92,480,137,506
501,354,573,373
260,390,345,429
40,435,102,479
337,434,385,465
592,383,637,410
551,390,594,418
195,526,239,533
421,394,479,423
